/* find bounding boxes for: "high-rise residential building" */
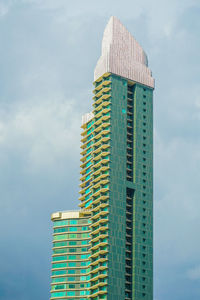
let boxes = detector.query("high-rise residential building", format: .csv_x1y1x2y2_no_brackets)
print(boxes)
51,211,91,299
50,16,154,300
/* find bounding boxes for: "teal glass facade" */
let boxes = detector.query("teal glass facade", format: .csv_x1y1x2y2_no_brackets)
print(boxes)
51,213,91,299
50,16,154,300
81,74,153,299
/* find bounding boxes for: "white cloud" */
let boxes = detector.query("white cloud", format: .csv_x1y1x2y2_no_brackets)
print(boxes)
187,265,200,280
0,97,81,171
0,1,11,17
155,129,200,265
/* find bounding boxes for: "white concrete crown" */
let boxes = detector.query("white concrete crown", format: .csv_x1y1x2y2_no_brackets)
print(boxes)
94,16,154,88
51,210,80,220
81,111,94,126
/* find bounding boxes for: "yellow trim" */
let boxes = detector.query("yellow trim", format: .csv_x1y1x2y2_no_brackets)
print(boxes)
93,158,109,171
78,195,92,206
93,87,111,101
90,218,108,229
93,72,111,84
90,291,107,298
90,224,108,236
93,114,110,127
90,254,108,266
93,121,110,134
78,193,91,202
93,151,109,162
80,161,93,175
94,86,111,99
92,195,109,206
80,148,87,156
80,136,94,149
79,209,91,217
79,174,92,188
80,169,92,182
93,78,111,92
94,101,110,113
92,202,108,212
90,248,108,259
80,130,94,143
93,93,111,106
91,209,108,221
90,240,108,251
90,273,107,282
92,165,109,176
92,179,109,190
91,173,109,185
94,107,111,119
80,157,93,169
92,142,110,154
90,281,107,290
93,128,110,141
92,186,109,198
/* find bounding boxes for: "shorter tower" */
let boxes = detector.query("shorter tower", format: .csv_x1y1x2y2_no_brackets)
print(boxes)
51,211,91,299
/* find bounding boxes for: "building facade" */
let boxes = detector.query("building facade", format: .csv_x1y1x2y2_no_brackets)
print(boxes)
50,16,154,300
51,211,91,299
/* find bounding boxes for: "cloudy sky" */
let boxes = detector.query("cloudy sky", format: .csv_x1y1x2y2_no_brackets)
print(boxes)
0,0,199,299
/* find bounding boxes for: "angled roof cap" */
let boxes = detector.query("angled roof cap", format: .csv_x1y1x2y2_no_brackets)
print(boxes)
94,16,154,88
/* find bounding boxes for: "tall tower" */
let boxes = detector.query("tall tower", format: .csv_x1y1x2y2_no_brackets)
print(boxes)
50,16,154,300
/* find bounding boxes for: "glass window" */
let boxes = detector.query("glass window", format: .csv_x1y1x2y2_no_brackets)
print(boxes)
80,290,86,295
67,291,75,296
54,227,68,233
53,234,69,241
53,248,67,254
85,200,92,208
53,241,67,247
52,277,66,283
81,254,89,259
86,168,91,174
69,284,75,289
69,234,77,239
54,220,68,226
69,241,76,246
81,248,88,252
82,227,88,231
86,174,90,180
52,255,67,261
68,262,76,267
52,284,66,290
82,233,90,238
81,241,88,245
69,248,76,253
52,262,67,269
68,255,76,260
51,291,66,297
52,270,66,276
67,277,75,281
80,276,86,281
69,227,77,232
69,220,78,225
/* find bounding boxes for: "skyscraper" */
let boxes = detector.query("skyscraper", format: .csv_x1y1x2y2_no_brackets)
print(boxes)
50,16,154,300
